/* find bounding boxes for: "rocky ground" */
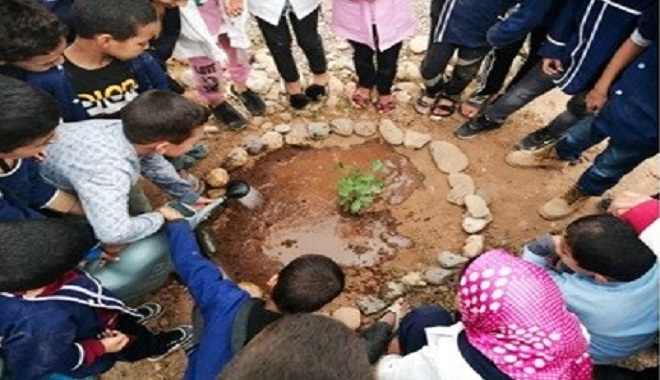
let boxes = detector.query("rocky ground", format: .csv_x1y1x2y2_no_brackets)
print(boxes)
105,1,659,378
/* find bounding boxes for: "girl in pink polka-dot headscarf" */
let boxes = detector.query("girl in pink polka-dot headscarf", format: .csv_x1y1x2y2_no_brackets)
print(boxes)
378,249,592,380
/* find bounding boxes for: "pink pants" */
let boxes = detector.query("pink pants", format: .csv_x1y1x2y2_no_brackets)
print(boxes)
188,34,251,105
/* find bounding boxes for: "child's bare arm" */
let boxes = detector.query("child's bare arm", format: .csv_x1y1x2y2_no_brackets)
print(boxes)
45,190,84,215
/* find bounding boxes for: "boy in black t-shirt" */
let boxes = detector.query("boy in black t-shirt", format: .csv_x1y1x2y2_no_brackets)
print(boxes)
26,0,170,122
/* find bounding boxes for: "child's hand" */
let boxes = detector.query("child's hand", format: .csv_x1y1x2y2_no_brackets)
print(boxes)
542,58,564,75
158,206,185,221
100,329,130,353
100,244,126,261
191,196,214,210
585,86,608,114
225,0,243,17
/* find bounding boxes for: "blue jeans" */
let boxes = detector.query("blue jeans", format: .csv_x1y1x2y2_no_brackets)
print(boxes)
398,306,457,355
556,117,657,196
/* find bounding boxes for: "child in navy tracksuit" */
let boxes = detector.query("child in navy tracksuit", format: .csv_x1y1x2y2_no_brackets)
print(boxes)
457,0,657,148
506,25,658,220
416,0,550,120
0,219,192,380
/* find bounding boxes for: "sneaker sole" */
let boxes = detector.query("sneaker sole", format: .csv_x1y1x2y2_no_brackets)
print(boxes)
147,327,194,362
135,303,165,325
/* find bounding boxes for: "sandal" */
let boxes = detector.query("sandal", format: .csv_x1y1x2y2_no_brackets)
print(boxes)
350,87,372,109
305,83,329,102
381,298,410,332
414,93,436,115
430,95,457,121
376,96,397,115
460,93,493,119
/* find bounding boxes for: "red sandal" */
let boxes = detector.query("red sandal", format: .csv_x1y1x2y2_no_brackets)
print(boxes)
350,87,372,109
376,98,397,115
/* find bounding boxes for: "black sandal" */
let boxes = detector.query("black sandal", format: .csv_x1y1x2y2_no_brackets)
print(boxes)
305,83,328,102
288,93,311,110
430,95,457,120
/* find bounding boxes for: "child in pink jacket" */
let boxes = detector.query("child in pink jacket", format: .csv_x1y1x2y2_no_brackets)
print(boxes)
331,0,416,114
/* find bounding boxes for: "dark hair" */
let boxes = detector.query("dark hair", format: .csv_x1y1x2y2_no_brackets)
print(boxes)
0,219,96,292
565,214,656,281
73,0,157,41
219,314,373,380
0,75,60,153
0,0,67,62
121,90,210,144
272,254,345,313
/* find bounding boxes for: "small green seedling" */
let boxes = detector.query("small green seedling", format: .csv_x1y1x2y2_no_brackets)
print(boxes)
335,160,386,214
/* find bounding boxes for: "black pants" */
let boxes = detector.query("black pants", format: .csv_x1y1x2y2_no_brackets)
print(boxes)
473,25,547,97
114,314,172,362
420,42,491,99
255,8,327,83
349,27,402,95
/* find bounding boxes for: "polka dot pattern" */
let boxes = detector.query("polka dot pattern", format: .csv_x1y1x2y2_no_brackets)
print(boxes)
458,250,593,380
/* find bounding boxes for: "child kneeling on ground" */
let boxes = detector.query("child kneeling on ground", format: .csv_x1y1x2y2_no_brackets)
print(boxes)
0,219,192,380
378,249,592,380
160,207,406,379
523,204,659,365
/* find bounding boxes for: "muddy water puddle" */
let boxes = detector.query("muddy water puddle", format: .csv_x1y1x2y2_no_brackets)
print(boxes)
212,142,424,282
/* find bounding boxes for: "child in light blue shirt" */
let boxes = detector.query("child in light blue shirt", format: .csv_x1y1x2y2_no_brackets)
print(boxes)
522,213,658,364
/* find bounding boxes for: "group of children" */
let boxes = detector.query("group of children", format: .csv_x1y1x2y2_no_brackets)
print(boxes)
0,0,658,379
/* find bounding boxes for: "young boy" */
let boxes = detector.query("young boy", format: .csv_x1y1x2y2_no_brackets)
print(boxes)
0,75,83,221
522,212,659,364
26,0,169,121
219,314,374,380
40,90,212,245
160,209,398,379
0,219,192,380
0,0,68,80
505,30,658,219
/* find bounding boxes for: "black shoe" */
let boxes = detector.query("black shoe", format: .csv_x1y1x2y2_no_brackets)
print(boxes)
148,325,194,361
454,114,502,139
516,126,562,151
288,93,310,110
305,83,328,102
211,102,248,131
231,86,266,116
134,302,164,325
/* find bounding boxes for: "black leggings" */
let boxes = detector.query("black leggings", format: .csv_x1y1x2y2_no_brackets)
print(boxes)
255,8,327,83
349,27,402,95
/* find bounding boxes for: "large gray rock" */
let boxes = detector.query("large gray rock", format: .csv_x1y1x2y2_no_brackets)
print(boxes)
403,130,431,149
446,172,476,205
380,280,407,301
221,148,249,171
429,141,469,173
379,119,404,145
354,121,377,137
242,135,265,155
463,235,485,258
261,131,284,151
307,122,331,140
356,295,387,315
204,168,230,188
274,124,292,134
409,35,429,54
462,216,492,234
330,118,354,136
465,194,491,218
400,271,426,287
246,70,273,94
422,267,454,285
396,61,421,81
437,251,469,269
